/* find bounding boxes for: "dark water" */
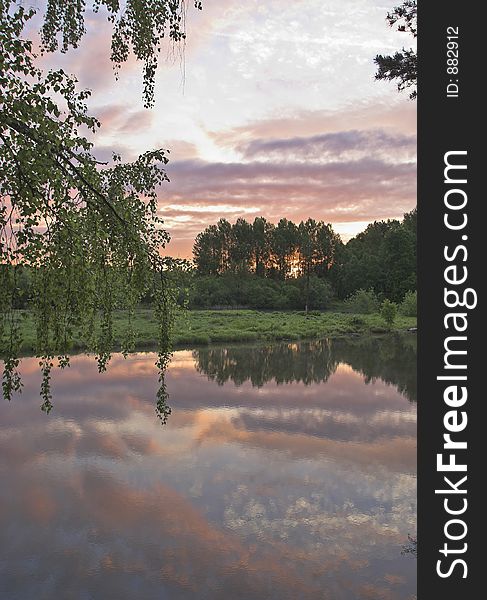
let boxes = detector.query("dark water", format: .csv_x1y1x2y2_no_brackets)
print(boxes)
0,336,416,600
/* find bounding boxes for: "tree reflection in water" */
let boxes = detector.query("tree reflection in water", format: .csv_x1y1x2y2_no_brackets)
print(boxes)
0,337,417,599
193,334,417,402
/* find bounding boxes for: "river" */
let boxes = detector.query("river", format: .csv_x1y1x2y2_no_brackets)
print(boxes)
0,336,416,599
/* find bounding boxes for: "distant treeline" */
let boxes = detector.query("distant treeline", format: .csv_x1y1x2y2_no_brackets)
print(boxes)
8,210,416,313
191,210,416,308
194,217,341,279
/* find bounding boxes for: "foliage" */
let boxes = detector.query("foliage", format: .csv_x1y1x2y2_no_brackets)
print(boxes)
40,0,202,107
0,1,189,413
380,299,398,328
399,290,417,316
345,288,379,314
189,273,332,311
14,309,418,355
140,257,194,307
193,216,342,280
332,208,416,302
193,210,416,310
301,276,333,310
374,0,417,99
271,218,299,279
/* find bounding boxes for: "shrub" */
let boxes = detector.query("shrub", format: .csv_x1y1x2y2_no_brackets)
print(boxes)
247,280,281,309
380,299,398,328
399,290,417,317
293,275,334,311
346,288,379,314
279,283,301,309
304,276,333,310
348,315,366,330
189,274,334,310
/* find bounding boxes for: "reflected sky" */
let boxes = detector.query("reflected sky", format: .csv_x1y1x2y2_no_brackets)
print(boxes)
0,338,416,600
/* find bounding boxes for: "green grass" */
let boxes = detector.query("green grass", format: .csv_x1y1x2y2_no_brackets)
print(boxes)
14,309,417,354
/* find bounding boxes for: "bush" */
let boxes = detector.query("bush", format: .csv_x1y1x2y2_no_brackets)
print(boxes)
189,274,334,310
345,288,379,314
298,275,333,310
380,299,398,328
245,279,281,309
190,274,245,307
348,315,366,330
279,284,301,309
399,290,417,316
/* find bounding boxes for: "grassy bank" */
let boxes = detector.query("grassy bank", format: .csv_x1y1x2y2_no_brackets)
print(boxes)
15,309,417,354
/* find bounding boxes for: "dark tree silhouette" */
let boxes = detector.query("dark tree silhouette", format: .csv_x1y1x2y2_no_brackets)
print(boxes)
374,0,417,99
332,209,416,302
191,210,416,308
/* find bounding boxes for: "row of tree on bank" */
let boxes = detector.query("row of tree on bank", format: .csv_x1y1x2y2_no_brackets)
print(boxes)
193,217,342,280
192,210,416,306
8,210,416,312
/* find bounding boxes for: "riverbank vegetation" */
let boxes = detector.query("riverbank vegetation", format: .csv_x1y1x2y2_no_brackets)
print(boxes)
5,210,417,356
14,308,417,355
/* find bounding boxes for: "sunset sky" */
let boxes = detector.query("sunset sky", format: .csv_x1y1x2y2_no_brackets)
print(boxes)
40,0,417,257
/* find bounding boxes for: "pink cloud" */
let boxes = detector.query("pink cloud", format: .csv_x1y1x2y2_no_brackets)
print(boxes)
209,102,417,147
156,99,416,257
159,154,415,257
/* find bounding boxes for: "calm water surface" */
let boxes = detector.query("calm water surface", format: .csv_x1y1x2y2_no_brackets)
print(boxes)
0,337,416,599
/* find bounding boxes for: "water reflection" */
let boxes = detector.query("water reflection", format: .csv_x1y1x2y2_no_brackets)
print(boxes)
1,337,416,600
194,334,417,402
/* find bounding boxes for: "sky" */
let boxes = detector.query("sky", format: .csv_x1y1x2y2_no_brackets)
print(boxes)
38,0,417,258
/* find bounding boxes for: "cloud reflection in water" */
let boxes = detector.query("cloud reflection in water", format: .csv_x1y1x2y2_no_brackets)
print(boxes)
0,337,416,599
